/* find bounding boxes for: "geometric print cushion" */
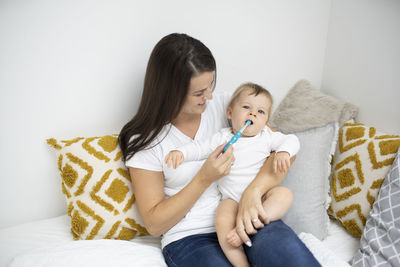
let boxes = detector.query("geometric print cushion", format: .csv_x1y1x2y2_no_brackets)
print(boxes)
328,122,400,237
352,148,400,267
47,135,148,240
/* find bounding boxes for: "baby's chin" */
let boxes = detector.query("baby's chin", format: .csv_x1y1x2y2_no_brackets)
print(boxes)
241,130,257,137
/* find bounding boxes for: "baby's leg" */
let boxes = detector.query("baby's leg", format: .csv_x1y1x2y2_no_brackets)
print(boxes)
261,186,293,224
216,199,250,267
226,186,293,248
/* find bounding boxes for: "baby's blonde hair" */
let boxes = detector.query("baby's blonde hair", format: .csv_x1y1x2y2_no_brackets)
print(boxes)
227,82,273,121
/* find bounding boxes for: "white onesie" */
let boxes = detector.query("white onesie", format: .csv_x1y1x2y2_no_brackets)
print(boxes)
178,127,300,202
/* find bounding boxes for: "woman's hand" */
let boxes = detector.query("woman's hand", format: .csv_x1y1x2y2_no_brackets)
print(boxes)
197,142,235,186
235,153,295,246
235,186,267,247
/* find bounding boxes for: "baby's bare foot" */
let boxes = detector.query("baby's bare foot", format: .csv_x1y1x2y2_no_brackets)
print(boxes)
226,229,243,247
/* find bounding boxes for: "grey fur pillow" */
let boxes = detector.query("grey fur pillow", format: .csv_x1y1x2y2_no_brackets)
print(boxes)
269,80,358,134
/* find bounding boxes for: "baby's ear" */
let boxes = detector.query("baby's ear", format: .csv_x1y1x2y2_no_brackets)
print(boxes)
226,107,232,119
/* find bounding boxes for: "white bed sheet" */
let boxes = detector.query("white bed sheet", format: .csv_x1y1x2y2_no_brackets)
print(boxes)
0,215,359,267
323,219,360,263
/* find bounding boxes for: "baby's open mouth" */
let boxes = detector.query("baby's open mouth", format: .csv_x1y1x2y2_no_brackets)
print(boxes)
247,120,253,125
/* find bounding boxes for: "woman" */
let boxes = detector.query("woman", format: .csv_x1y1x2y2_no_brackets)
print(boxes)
119,33,320,266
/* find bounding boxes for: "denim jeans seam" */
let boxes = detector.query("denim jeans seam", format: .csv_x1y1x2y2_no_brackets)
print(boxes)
164,248,179,267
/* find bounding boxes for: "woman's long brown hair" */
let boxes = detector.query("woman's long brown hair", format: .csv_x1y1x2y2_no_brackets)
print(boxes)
119,33,216,162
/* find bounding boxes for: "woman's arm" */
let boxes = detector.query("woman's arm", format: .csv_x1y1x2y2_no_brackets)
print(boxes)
131,143,234,236
235,152,296,244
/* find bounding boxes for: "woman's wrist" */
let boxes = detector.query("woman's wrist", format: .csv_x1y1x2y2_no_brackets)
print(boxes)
242,183,263,200
193,172,212,190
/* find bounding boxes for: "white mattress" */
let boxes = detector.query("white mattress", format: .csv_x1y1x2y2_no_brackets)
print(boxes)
0,215,359,267
323,219,361,263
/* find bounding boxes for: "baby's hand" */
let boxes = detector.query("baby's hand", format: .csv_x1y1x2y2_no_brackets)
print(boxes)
164,150,184,169
273,151,291,173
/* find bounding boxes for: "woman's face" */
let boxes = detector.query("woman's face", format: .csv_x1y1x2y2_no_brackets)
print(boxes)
179,71,215,116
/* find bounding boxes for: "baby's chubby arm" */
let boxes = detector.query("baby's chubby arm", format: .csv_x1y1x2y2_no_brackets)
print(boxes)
164,130,228,169
268,130,300,173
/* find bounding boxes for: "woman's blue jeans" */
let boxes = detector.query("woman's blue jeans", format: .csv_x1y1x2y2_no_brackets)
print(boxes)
162,220,321,267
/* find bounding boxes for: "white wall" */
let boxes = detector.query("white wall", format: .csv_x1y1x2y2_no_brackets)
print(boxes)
0,0,331,228
322,0,400,134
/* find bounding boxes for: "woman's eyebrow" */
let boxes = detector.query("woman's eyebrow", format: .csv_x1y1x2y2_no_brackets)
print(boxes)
192,88,207,94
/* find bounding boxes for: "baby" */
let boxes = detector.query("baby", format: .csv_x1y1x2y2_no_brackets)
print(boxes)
165,82,300,267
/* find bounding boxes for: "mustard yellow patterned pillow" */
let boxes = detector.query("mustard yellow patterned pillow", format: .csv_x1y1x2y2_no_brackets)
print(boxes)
47,134,148,240
329,122,400,237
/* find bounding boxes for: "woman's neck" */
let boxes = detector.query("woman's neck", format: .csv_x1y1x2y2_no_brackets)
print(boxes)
172,113,201,139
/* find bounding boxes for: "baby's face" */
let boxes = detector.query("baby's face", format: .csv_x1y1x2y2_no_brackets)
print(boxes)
227,89,271,137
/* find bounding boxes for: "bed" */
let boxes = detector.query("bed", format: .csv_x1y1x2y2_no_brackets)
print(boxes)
0,215,359,267
1,80,399,267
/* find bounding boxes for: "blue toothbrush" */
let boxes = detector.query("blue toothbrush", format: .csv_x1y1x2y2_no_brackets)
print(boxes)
223,120,252,152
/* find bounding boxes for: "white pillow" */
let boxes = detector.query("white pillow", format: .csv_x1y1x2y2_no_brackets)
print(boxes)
281,123,338,240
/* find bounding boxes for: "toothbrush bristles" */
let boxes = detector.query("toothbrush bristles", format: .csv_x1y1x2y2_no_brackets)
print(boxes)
239,122,251,133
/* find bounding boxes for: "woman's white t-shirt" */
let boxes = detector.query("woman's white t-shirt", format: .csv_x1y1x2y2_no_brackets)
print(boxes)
125,92,230,249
